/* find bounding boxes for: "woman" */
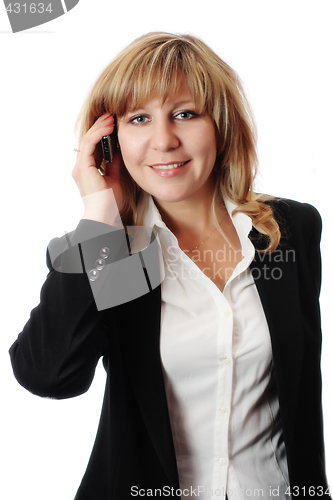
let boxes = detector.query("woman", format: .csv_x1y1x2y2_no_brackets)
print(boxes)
9,32,330,499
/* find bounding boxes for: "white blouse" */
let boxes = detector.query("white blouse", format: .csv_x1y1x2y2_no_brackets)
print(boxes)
143,196,290,500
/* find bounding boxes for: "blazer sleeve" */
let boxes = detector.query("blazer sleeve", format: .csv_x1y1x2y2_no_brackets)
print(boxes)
8,219,129,400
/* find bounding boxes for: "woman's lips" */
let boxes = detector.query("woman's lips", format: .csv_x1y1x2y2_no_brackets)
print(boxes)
148,160,190,177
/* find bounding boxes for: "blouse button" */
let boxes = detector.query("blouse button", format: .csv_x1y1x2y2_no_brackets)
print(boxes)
223,358,231,366
219,458,227,466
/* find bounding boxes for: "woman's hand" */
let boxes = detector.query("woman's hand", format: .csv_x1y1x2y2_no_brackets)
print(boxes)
72,113,124,226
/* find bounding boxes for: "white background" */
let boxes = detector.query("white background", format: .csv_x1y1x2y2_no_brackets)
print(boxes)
1,1,332,498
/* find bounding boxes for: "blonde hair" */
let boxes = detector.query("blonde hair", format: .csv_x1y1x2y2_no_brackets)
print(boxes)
77,32,280,252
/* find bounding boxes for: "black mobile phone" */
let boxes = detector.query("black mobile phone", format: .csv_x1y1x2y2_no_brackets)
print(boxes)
101,116,117,163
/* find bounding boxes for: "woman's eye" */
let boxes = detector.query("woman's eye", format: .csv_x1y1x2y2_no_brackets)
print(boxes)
130,115,148,124
175,111,197,120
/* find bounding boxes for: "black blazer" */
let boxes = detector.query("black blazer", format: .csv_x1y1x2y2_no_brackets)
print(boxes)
9,198,331,499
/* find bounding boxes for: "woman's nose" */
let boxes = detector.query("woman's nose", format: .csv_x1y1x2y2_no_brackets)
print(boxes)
150,120,180,152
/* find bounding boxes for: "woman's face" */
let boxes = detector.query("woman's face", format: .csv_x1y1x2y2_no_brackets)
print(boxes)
117,85,217,207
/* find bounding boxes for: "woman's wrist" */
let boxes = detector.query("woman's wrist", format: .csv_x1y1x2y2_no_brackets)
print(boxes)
81,188,123,228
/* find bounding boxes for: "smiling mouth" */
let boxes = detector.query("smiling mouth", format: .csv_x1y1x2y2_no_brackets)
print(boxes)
149,160,190,170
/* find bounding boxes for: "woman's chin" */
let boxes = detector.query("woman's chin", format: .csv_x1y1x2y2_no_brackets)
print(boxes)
150,191,192,205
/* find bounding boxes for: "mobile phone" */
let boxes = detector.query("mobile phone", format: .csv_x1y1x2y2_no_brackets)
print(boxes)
101,116,117,163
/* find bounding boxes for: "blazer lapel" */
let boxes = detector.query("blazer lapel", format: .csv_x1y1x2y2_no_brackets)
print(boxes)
249,228,304,448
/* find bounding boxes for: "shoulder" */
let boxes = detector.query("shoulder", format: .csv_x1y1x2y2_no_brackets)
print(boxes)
267,196,321,222
263,196,322,248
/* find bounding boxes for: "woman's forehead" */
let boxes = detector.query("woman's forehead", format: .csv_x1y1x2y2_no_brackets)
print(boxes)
129,86,195,110
120,80,203,116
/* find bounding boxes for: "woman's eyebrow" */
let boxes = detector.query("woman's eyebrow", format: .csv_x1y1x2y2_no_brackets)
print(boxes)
168,99,196,107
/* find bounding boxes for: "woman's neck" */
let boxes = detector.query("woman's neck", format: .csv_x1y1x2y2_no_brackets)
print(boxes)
153,194,227,243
